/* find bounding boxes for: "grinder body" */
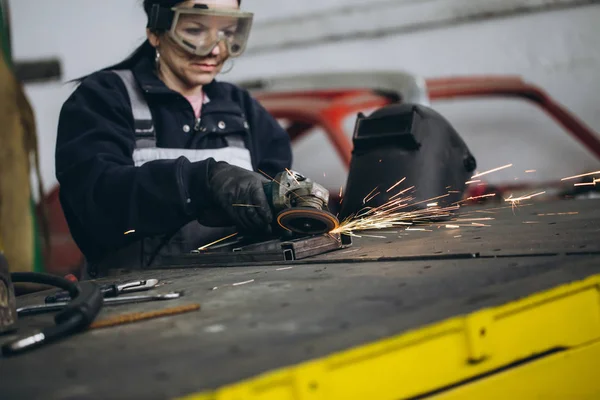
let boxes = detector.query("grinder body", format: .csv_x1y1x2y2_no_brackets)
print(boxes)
264,171,339,235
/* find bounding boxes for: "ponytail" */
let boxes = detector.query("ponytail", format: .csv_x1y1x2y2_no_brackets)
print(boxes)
101,39,155,72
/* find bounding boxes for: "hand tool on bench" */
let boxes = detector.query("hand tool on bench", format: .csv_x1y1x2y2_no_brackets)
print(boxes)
45,279,159,303
18,291,183,316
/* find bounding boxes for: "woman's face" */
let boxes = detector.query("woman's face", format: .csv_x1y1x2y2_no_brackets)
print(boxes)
148,0,240,88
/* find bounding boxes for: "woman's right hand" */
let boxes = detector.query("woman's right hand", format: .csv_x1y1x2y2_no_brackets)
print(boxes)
202,161,273,234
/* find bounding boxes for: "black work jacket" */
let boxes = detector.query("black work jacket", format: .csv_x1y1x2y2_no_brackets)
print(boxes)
55,56,292,264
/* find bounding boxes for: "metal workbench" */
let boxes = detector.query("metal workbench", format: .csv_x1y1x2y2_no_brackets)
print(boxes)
2,198,600,400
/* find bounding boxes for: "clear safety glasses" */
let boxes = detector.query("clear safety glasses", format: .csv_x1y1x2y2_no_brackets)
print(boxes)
168,6,253,57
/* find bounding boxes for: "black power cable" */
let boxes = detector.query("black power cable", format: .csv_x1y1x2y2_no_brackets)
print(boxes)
10,272,80,297
1,272,103,356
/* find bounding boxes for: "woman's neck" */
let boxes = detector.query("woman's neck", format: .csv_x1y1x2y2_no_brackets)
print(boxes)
158,65,202,98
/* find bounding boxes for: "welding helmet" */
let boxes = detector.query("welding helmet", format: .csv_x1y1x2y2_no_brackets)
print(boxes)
147,3,254,57
338,103,477,221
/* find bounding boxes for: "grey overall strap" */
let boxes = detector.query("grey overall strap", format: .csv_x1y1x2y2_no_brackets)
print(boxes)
111,69,156,149
111,69,252,170
224,135,246,149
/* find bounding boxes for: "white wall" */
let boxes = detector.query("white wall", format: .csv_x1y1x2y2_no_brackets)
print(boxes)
9,0,600,194
10,0,149,195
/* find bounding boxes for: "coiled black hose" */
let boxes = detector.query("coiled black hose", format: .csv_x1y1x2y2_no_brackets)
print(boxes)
1,272,103,356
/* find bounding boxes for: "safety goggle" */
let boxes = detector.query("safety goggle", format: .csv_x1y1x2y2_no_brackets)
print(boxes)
148,4,254,57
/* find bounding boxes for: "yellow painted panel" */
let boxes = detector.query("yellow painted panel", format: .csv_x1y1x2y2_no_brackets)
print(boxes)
490,286,600,355
179,274,600,400
430,339,600,400
327,330,468,399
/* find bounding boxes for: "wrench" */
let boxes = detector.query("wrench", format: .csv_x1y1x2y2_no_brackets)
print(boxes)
17,292,183,317
45,279,160,303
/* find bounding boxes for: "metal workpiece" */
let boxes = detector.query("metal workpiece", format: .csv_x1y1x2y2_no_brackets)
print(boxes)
166,233,350,267
280,233,346,261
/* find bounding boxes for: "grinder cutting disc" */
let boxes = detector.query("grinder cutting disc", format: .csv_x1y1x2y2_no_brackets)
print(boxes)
277,207,340,235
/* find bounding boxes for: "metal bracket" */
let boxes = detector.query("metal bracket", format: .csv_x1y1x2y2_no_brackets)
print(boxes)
464,310,494,364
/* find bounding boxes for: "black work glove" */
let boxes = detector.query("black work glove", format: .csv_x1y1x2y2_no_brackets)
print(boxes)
203,161,273,234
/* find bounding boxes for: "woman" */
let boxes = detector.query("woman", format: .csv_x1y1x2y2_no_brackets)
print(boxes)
55,0,292,277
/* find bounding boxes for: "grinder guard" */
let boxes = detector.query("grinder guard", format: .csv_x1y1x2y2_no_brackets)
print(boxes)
339,103,477,221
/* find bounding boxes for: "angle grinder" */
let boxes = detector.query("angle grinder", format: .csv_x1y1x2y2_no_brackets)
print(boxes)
264,170,339,235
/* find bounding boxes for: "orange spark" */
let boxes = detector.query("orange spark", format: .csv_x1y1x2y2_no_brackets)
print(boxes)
574,182,596,187
471,163,513,179
198,232,239,251
285,168,300,184
386,178,407,193
561,170,600,181
363,187,379,204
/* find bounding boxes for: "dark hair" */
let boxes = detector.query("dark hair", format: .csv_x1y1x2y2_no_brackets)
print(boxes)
75,0,242,81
